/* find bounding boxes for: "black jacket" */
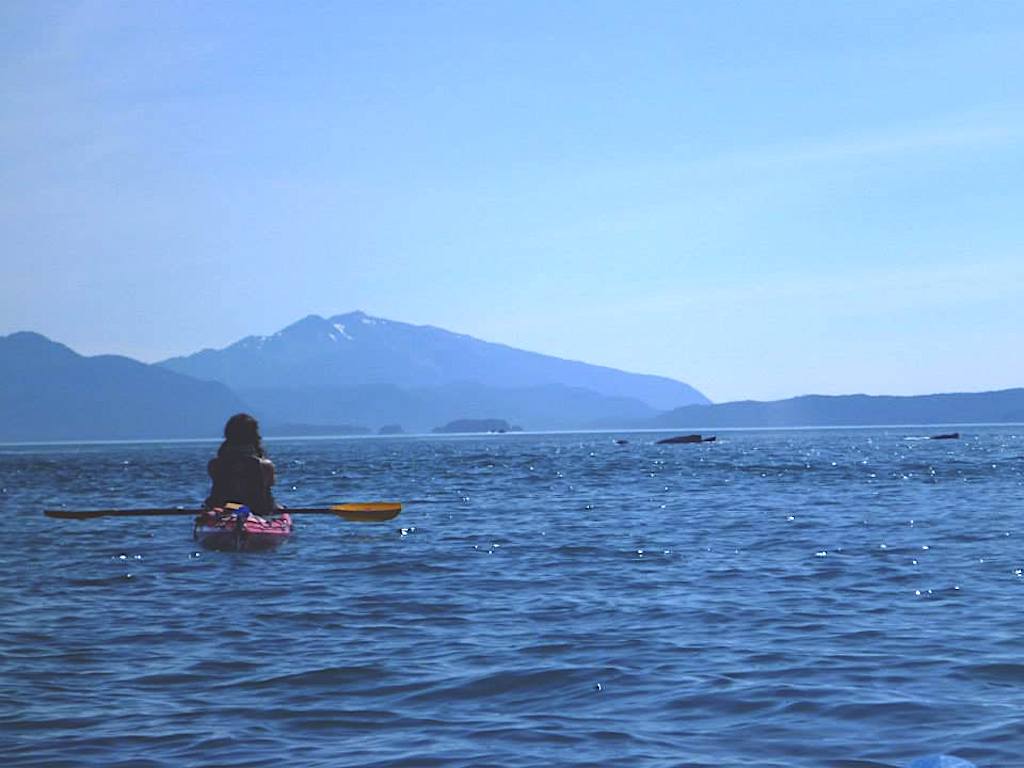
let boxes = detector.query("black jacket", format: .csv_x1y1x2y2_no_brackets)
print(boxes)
205,444,275,515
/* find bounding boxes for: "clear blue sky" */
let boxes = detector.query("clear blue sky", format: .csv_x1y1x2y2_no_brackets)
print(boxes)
2,1,1022,402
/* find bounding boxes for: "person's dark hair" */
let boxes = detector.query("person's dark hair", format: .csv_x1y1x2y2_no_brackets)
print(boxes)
220,413,265,457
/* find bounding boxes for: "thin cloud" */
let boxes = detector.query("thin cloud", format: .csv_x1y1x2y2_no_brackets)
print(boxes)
721,109,1024,170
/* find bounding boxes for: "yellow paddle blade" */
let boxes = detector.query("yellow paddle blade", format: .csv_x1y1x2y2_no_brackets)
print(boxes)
330,502,402,522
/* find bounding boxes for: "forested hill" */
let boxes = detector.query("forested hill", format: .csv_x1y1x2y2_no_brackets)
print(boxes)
0,332,244,441
645,389,1024,429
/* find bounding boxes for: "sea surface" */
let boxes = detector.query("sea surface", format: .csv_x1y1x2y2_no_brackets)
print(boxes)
2,427,1023,767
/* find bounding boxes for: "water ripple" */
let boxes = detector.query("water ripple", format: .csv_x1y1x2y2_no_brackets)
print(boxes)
1,427,1020,766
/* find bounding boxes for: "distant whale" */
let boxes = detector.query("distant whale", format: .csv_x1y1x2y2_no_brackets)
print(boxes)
657,434,716,445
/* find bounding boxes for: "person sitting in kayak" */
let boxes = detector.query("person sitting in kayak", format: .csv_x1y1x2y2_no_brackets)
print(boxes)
205,413,278,516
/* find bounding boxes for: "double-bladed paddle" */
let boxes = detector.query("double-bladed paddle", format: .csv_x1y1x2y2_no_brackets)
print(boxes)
44,502,401,523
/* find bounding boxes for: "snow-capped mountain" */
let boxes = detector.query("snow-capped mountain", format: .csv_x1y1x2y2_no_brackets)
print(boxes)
159,311,708,430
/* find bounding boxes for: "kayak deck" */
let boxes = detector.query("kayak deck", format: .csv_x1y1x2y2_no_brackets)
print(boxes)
194,508,293,552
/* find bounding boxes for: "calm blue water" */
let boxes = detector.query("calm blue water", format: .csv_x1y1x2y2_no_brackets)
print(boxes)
2,428,1023,767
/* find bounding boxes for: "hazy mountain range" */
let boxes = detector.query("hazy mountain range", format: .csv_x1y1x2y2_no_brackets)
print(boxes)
644,390,1024,429
157,311,706,432
0,332,244,441
0,313,706,440
1,313,1021,441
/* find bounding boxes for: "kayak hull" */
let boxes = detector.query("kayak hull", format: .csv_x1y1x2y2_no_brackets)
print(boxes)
194,509,292,552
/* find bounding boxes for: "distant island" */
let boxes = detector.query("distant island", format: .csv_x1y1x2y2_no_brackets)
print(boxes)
432,419,523,434
378,424,404,435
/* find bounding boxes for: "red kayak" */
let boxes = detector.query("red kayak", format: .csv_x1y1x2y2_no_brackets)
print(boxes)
193,507,292,552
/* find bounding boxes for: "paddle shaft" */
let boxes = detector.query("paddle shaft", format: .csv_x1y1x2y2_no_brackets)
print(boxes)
47,508,201,519
45,503,401,521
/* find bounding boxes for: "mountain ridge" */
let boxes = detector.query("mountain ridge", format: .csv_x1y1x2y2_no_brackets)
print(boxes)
161,311,708,411
6,324,1018,441
636,388,1024,430
0,331,246,441
158,311,709,429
